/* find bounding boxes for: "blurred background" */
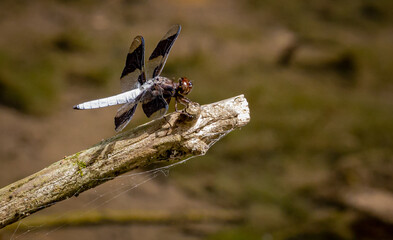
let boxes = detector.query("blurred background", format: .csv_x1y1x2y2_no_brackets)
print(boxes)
1,0,393,239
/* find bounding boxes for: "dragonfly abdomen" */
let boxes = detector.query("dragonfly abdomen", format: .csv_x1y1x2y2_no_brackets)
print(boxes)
73,88,142,110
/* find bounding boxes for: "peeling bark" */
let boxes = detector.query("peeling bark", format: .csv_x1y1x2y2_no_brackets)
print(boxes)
0,95,250,228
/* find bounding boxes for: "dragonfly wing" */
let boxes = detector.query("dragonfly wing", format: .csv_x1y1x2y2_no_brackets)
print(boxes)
114,90,145,132
146,25,181,79
114,102,138,132
120,36,146,92
142,95,169,120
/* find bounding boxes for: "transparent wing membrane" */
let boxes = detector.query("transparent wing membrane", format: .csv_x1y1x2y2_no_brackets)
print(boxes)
146,25,181,79
120,36,146,92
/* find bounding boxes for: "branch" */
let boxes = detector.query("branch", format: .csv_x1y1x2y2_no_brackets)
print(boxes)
0,95,250,228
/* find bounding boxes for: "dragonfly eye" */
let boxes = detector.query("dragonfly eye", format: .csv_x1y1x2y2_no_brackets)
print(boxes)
178,77,192,95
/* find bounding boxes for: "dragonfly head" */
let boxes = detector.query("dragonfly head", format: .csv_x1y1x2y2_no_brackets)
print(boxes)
177,77,193,95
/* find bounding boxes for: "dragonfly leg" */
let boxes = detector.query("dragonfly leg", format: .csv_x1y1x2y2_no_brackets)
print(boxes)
177,96,191,107
176,96,193,117
163,116,172,128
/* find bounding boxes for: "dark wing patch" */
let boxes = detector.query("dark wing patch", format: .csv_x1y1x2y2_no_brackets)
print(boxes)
120,36,146,92
142,95,169,119
115,102,138,132
146,25,181,79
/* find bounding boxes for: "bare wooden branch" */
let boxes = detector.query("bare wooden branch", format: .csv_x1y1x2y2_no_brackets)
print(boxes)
0,95,250,229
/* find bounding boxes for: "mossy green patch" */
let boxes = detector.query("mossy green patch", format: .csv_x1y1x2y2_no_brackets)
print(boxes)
75,154,86,176
76,159,87,177
68,152,85,177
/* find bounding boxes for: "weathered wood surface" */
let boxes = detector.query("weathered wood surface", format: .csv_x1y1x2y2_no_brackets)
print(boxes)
0,95,250,228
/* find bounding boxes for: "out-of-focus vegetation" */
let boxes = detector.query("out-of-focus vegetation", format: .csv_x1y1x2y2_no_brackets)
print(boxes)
0,0,393,239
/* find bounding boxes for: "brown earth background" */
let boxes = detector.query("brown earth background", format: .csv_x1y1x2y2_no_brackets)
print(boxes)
1,0,393,239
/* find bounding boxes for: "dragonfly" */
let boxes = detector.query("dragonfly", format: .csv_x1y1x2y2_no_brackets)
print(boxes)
73,25,193,132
